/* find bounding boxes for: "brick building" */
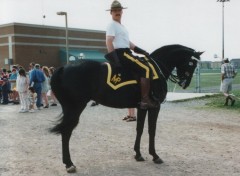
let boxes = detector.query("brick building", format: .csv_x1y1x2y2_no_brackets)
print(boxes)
0,23,107,70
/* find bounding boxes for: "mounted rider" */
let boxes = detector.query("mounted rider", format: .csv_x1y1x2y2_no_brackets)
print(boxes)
105,0,157,109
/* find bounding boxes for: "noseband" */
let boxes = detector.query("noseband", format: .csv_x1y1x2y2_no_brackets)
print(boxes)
169,56,198,84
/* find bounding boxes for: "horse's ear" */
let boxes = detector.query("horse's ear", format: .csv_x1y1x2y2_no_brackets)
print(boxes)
196,51,205,56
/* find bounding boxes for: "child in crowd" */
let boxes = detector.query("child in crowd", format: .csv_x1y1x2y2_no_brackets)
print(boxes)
16,68,29,113
9,68,19,104
28,86,37,113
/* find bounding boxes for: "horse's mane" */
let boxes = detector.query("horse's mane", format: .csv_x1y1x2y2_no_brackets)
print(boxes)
150,44,195,60
149,44,196,82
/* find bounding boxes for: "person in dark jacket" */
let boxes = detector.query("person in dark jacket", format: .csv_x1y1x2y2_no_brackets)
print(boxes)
1,77,10,104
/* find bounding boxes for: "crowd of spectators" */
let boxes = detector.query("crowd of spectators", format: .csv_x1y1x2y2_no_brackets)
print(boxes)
0,63,58,113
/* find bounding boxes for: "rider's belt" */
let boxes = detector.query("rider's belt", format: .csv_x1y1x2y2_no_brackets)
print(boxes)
115,48,131,53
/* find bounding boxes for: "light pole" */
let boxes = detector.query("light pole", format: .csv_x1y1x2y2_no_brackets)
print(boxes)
217,0,230,60
57,11,69,64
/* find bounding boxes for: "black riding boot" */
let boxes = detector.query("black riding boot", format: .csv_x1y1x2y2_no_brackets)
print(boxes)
140,78,157,109
224,97,229,106
228,96,236,106
225,96,236,106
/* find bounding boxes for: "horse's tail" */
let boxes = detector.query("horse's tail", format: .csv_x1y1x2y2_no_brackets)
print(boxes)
50,67,64,102
49,66,84,134
49,67,64,134
50,113,64,134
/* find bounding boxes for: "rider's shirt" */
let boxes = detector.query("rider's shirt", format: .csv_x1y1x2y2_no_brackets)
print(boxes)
106,20,130,49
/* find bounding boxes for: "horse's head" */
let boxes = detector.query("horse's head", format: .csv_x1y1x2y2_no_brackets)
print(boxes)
176,51,203,89
150,45,204,89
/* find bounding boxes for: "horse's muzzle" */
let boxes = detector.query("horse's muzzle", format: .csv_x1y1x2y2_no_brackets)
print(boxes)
178,80,187,89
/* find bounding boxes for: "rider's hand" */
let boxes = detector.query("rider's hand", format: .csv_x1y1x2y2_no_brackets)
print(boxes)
105,51,122,67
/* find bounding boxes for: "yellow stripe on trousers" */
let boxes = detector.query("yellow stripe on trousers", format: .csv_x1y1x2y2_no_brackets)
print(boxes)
123,52,150,78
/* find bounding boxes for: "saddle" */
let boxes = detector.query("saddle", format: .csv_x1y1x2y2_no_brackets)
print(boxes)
104,57,159,90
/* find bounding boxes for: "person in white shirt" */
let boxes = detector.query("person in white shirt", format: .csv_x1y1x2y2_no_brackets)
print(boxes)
16,68,29,112
106,0,157,109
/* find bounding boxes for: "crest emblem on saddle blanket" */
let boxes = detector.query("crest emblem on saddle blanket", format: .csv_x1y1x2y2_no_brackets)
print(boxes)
106,62,159,90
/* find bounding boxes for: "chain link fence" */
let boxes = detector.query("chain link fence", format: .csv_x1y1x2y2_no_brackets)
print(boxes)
168,68,240,93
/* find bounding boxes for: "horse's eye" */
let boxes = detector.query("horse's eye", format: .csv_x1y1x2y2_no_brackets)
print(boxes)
189,62,193,66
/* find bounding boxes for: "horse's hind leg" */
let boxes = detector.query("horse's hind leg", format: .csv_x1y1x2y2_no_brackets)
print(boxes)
61,103,87,173
62,128,75,172
134,108,147,161
148,107,163,164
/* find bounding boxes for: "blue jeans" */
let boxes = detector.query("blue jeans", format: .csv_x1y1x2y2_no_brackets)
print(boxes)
2,90,8,104
33,83,42,108
2,84,9,104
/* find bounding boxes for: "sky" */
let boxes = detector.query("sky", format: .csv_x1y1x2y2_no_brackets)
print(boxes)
0,0,240,61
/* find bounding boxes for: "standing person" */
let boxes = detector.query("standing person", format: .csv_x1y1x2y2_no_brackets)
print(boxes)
106,0,157,109
9,68,19,104
122,108,136,122
41,66,50,108
16,68,29,112
28,62,35,74
1,68,9,79
49,67,58,106
1,76,10,104
0,69,3,102
29,64,45,110
221,58,237,106
28,62,35,83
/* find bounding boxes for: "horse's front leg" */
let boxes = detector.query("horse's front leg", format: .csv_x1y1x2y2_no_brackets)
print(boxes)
134,108,147,161
148,107,164,164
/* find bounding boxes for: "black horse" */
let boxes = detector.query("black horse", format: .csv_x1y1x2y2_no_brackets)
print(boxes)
50,44,202,173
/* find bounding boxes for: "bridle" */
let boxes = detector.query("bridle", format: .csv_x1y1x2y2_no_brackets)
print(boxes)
169,73,180,84
152,55,199,85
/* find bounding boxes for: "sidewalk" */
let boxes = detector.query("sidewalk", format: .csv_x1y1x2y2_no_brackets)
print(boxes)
0,92,216,112
166,92,216,101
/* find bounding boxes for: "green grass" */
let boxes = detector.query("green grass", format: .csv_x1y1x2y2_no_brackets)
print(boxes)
167,69,240,111
172,90,240,112
198,90,240,112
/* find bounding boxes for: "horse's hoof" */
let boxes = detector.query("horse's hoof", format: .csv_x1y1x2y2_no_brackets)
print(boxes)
66,165,76,173
135,155,145,162
153,157,164,164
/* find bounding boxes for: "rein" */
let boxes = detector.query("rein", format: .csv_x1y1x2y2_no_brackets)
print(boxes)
168,73,180,84
150,56,180,84
147,56,166,80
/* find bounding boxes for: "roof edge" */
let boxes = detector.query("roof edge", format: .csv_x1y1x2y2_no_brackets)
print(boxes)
0,22,105,33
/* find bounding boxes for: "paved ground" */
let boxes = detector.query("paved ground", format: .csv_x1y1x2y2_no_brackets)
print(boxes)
166,92,215,101
0,93,239,176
